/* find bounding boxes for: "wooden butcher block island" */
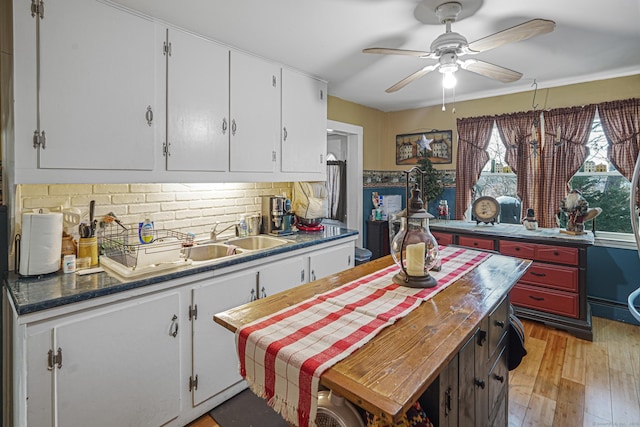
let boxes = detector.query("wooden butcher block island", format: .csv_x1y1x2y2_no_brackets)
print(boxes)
215,253,531,426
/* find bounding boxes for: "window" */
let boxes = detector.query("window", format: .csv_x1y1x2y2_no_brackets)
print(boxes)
477,116,633,236
567,115,631,234
472,124,518,221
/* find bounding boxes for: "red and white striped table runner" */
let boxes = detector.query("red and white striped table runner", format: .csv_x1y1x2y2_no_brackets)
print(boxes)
236,246,492,427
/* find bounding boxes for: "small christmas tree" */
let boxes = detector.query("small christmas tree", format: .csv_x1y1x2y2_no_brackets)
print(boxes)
417,155,444,205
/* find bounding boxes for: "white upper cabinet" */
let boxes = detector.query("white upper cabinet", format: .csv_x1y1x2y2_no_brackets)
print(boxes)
11,0,328,183
229,51,280,173
164,28,230,172
37,0,156,170
281,68,328,174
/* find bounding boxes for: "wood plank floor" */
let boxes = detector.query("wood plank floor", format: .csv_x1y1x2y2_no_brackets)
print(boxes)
189,316,640,427
509,317,640,427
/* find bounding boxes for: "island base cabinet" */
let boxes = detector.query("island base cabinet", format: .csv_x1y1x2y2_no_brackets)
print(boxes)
421,354,459,427
24,292,181,427
428,297,509,427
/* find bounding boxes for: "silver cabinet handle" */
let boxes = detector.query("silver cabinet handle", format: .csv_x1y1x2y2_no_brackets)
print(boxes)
146,106,153,126
222,118,228,135
231,119,237,136
170,314,178,337
283,127,288,141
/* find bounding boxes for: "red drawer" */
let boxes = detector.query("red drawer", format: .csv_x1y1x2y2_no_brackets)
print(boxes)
499,241,535,259
499,240,578,266
536,245,578,266
432,231,453,245
520,262,578,292
510,284,579,318
458,235,495,251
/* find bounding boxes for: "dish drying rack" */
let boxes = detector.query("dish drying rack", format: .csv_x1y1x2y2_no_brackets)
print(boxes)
99,223,193,270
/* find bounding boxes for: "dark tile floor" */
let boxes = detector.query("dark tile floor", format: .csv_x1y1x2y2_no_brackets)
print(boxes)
209,389,289,427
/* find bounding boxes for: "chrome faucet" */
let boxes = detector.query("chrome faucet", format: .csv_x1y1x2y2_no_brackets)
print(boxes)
210,222,237,242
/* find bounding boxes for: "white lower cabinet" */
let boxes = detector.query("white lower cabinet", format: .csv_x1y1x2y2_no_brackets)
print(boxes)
308,242,355,282
24,292,181,427
191,270,256,407
190,256,306,407
256,255,308,298
10,237,357,426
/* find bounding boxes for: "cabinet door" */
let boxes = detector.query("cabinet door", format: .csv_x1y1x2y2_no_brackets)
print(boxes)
281,68,327,174
26,329,54,426
458,335,476,427
309,242,354,282
54,292,181,427
39,0,156,170
192,271,256,406
229,51,280,172
258,256,307,298
166,28,229,172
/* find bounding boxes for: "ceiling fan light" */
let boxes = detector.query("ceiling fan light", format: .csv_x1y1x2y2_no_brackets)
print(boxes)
442,70,457,88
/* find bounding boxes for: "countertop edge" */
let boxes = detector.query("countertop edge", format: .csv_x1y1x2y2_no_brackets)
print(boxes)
6,229,359,316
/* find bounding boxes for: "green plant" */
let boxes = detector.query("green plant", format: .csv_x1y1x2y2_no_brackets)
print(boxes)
417,156,444,204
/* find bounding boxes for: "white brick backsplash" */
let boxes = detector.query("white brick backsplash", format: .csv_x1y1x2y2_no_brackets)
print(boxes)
129,184,162,193
128,203,161,215
22,197,69,210
175,209,201,220
188,200,216,209
19,184,48,196
49,184,93,195
111,194,146,204
93,184,130,194
16,182,295,240
161,201,191,211
146,192,176,202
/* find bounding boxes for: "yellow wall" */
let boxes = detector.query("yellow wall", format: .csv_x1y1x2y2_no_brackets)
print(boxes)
328,74,640,171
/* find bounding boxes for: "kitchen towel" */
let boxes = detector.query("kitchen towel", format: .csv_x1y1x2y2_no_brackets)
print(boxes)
19,212,63,276
236,245,492,427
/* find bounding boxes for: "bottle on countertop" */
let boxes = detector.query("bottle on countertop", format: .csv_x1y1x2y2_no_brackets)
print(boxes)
238,215,248,237
139,218,155,244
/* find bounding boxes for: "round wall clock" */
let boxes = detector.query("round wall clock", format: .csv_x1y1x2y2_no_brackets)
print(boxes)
472,196,501,225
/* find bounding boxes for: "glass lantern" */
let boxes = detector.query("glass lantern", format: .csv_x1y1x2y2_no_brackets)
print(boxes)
390,168,439,288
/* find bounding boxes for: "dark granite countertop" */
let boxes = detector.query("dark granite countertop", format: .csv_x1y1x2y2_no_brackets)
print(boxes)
429,220,595,246
5,226,358,316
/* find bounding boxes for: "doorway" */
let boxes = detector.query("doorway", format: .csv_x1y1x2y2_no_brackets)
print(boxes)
326,120,363,247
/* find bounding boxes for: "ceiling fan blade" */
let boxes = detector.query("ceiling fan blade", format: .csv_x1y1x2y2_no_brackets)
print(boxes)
363,47,434,58
460,59,522,83
385,64,439,93
468,19,555,53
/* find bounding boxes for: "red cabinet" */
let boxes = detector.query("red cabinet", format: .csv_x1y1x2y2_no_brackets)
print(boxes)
432,231,454,245
458,235,496,251
500,240,582,320
429,223,592,341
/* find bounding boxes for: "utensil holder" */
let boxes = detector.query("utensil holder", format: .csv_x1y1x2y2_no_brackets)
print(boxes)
78,237,98,267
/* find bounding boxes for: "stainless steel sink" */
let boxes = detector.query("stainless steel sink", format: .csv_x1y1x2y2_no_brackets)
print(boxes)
187,243,244,263
225,235,290,251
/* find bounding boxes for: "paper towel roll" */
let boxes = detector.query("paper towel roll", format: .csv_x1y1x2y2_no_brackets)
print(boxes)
20,212,63,276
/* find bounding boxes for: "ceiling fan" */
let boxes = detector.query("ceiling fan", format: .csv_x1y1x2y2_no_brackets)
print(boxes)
363,1,555,93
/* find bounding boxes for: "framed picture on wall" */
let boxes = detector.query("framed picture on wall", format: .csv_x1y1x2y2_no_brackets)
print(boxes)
395,130,453,165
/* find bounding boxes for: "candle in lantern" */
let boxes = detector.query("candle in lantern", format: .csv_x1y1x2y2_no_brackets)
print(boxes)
406,242,426,276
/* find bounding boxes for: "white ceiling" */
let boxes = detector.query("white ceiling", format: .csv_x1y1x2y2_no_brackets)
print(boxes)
113,0,640,112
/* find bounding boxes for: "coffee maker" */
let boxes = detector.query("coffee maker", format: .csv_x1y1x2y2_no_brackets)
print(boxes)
261,195,293,235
